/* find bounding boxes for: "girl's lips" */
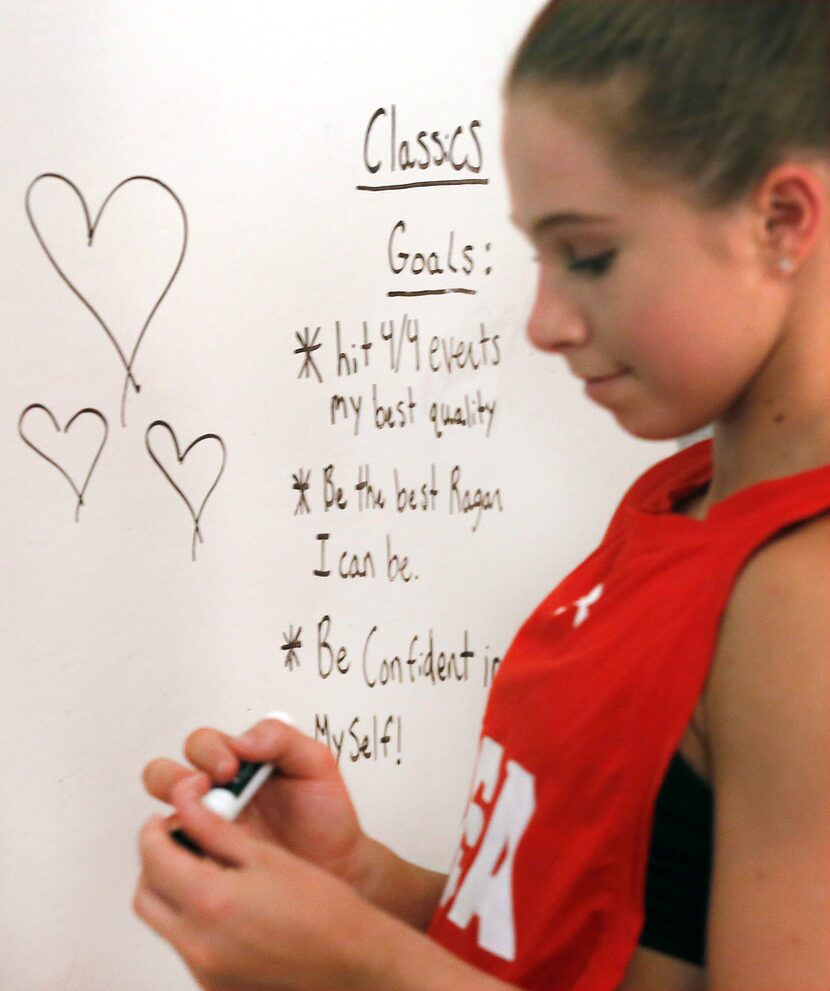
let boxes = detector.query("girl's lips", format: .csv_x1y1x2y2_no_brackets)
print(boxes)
583,369,630,399
586,372,624,383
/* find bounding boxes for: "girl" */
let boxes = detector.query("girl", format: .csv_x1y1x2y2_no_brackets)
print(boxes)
135,2,830,988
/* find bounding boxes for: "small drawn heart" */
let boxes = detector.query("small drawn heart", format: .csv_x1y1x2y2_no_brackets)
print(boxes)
18,404,109,521
145,420,227,561
25,174,188,427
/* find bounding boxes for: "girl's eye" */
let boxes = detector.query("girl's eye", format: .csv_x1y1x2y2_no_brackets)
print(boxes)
567,250,617,278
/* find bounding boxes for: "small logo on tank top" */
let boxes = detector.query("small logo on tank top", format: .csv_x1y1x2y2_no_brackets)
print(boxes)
553,582,605,628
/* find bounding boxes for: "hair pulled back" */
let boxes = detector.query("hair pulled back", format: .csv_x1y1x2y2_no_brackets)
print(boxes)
508,0,829,210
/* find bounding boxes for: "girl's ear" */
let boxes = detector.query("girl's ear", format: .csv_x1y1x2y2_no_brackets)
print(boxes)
754,163,827,274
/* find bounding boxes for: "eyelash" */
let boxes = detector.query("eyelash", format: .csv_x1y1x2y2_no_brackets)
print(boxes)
567,250,617,278
532,250,617,279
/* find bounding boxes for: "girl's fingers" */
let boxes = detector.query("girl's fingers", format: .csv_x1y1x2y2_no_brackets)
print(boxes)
139,813,224,912
142,757,195,802
178,716,334,789
171,776,262,868
133,869,186,940
233,717,337,781
184,728,241,781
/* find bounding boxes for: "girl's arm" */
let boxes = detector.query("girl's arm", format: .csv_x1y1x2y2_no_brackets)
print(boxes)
704,516,830,990
350,836,448,930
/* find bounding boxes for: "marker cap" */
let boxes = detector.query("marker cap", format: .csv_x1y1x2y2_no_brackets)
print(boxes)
263,710,296,727
203,789,239,818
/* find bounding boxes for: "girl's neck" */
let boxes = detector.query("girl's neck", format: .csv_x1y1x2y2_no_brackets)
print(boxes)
702,293,830,512
701,403,830,514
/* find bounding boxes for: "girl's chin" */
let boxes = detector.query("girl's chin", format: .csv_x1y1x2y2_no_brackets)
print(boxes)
610,407,711,443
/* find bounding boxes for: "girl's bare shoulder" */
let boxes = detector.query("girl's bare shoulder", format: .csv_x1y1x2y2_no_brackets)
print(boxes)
705,509,830,744
700,512,830,989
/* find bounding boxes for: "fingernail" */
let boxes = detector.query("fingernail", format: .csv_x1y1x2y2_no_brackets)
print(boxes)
176,773,206,798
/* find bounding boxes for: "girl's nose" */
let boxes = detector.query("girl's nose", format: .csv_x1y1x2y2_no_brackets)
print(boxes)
526,266,589,353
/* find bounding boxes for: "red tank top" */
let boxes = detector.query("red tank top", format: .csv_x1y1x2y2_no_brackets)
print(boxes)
427,440,830,990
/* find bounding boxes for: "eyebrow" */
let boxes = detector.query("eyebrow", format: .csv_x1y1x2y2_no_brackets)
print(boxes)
532,212,616,235
510,211,616,236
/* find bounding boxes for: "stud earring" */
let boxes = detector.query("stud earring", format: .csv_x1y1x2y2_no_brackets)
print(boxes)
777,257,795,274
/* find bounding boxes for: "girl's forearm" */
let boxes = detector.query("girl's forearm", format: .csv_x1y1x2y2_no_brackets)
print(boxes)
362,905,521,991
347,835,448,930
342,836,524,991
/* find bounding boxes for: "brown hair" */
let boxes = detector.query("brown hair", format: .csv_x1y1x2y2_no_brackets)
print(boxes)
507,0,829,210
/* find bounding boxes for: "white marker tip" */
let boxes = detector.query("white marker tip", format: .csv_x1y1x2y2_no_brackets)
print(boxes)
263,710,296,727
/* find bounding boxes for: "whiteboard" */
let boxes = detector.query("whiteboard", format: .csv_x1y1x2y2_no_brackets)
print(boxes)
0,3,674,988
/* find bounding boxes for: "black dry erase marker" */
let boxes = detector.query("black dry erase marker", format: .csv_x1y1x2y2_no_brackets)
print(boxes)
171,710,295,855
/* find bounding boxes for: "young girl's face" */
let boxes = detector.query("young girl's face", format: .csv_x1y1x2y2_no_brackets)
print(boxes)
502,86,786,440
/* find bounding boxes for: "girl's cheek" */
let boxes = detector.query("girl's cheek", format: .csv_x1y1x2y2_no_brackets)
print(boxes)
625,305,690,371
633,291,724,378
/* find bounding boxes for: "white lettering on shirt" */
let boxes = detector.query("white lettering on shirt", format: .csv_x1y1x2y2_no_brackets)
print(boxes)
441,736,537,961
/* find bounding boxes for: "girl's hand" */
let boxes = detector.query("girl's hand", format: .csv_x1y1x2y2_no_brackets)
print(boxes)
134,775,398,991
141,717,373,892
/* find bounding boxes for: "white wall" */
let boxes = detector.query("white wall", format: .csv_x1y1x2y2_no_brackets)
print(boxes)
0,3,673,988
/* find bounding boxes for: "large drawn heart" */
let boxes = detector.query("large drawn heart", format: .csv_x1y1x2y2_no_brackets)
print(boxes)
145,420,227,561
25,174,188,426
18,404,109,521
